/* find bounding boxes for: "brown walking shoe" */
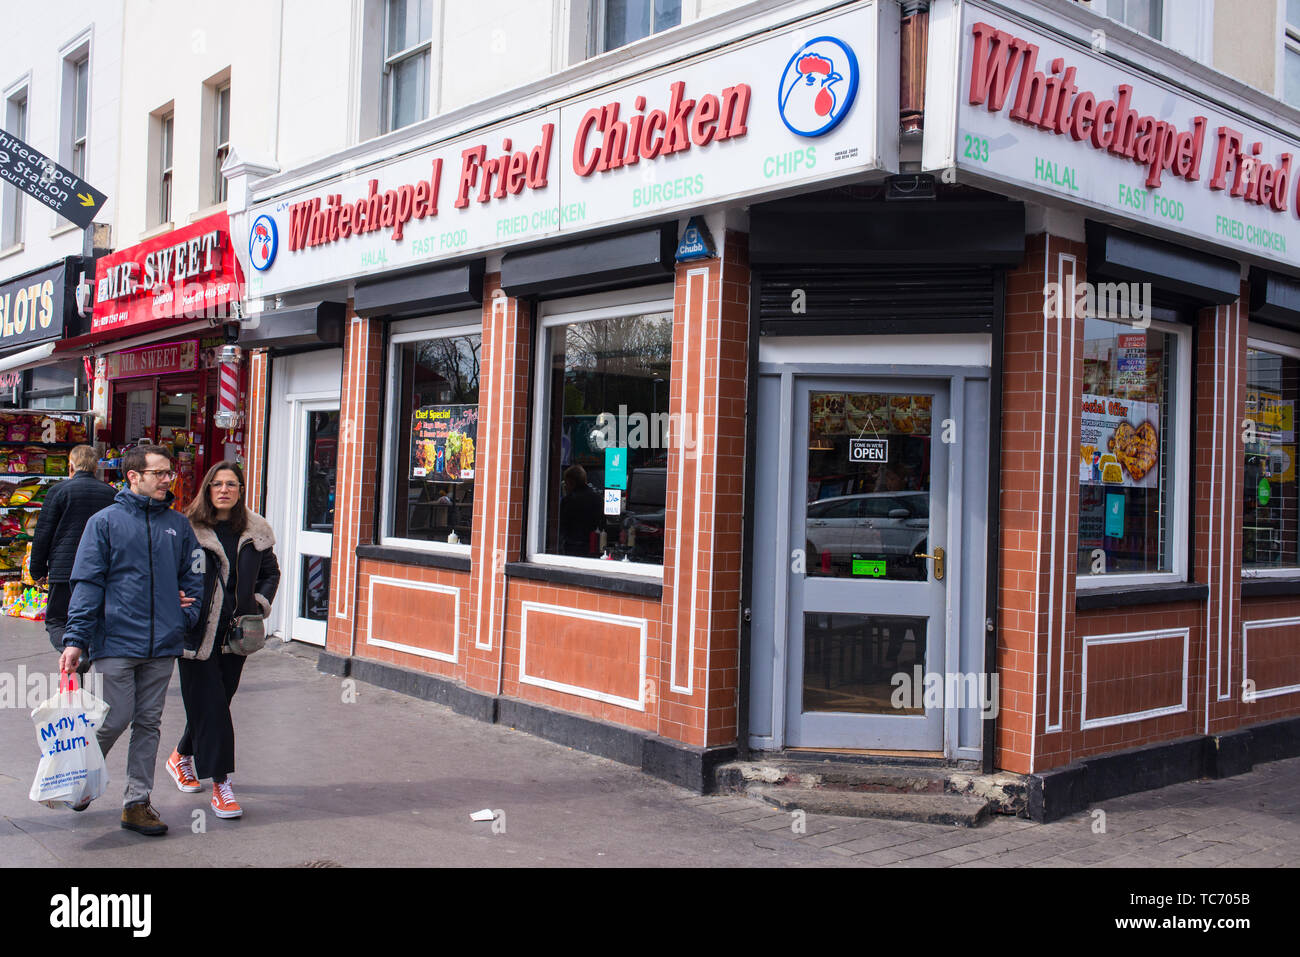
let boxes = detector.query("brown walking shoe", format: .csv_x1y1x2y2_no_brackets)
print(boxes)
120,801,168,836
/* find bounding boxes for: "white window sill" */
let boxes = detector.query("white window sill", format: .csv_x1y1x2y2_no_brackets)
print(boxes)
1242,567,1300,579
525,552,665,580
379,536,471,557
0,243,24,260
1075,572,1184,590
49,222,80,239
189,203,226,223
138,221,175,242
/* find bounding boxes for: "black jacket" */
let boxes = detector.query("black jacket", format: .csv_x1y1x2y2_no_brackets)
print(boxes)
29,471,120,583
186,508,280,660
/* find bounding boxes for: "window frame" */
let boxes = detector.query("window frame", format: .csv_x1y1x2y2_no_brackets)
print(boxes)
380,310,483,556
2,83,29,249
526,286,676,578
213,81,231,204
1243,323,1300,578
67,54,88,179
159,110,174,225
1285,6,1300,108
1075,315,1193,590
594,0,684,56
380,0,433,135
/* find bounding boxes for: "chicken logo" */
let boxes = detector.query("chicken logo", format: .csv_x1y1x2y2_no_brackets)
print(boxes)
249,214,278,272
778,37,859,137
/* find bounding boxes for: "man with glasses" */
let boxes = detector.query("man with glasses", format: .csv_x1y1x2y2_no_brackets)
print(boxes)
58,444,204,836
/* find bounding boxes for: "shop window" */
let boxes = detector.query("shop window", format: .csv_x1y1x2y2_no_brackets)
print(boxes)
1076,317,1189,582
598,0,682,54
384,323,481,548
529,294,673,570
1244,341,1300,571
2,87,26,248
382,0,433,134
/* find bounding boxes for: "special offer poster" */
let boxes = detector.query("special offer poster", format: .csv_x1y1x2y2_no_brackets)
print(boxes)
411,404,478,481
1079,393,1160,489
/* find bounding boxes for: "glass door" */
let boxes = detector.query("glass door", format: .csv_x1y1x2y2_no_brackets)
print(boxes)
287,401,338,646
785,377,949,750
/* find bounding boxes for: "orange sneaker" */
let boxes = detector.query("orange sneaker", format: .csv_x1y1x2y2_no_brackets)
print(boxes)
211,779,242,819
166,750,201,793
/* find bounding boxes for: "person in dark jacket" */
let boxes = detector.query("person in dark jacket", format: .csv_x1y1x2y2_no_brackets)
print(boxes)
30,445,118,661
58,444,204,836
165,461,279,821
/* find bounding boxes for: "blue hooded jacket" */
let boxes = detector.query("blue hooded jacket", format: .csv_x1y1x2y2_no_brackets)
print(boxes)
63,488,204,661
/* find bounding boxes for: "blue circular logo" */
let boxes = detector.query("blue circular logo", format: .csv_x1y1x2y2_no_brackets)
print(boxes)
777,37,859,138
249,214,278,271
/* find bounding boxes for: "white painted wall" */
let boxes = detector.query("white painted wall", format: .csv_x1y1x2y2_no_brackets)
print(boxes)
116,0,283,243
0,1,123,280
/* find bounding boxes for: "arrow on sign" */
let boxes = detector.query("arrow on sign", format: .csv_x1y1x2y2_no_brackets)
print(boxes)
78,193,95,207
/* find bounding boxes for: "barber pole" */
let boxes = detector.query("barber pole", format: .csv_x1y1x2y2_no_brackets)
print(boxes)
214,345,243,433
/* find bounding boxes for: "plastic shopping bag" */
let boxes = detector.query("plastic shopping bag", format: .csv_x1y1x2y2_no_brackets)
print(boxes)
28,671,110,809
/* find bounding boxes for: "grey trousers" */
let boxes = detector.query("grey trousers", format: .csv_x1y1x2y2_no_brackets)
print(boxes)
92,656,176,807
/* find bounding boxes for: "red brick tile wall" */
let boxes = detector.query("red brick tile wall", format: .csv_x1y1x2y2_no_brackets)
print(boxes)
245,348,269,513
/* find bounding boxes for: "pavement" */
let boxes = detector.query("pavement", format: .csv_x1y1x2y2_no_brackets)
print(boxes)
3,616,1300,868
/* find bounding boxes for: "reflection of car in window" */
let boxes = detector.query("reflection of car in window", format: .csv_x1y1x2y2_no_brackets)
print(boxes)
805,492,929,578
624,466,667,562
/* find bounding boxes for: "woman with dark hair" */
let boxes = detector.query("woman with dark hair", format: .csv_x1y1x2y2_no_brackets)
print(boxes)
165,461,279,819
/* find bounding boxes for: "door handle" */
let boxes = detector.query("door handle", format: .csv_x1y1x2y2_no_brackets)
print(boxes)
912,546,944,581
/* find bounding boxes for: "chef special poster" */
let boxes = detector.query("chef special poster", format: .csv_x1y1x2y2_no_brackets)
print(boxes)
1079,393,1160,489
411,404,478,481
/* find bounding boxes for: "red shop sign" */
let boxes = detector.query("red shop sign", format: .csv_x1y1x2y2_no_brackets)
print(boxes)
106,339,198,379
92,213,244,337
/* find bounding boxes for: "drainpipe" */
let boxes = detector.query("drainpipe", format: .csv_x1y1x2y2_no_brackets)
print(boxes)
900,2,930,141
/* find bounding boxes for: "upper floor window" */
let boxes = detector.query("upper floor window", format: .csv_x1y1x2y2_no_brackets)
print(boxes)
213,82,231,203
66,54,89,178
159,111,174,224
2,89,27,248
383,0,432,133
1098,0,1163,41
1285,0,1300,107
599,0,682,54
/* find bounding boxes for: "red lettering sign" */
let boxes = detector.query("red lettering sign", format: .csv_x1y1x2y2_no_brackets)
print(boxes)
967,22,1291,211
91,213,244,337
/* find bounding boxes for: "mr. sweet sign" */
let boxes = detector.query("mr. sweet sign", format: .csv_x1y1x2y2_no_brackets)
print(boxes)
924,0,1300,267
241,0,897,298
92,213,244,338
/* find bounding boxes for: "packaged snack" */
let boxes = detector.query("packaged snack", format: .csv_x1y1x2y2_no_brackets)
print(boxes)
7,453,27,474
21,543,34,585
32,484,48,504
9,482,40,505
53,419,70,442
0,482,13,506
44,455,67,476
68,422,87,443
0,454,8,473
24,450,46,474
21,512,38,534
0,514,22,538
6,423,29,442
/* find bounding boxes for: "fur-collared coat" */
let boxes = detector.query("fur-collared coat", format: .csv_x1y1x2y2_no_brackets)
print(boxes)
184,508,280,660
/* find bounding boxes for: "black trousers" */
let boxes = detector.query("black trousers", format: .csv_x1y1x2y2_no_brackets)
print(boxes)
177,639,247,782
45,582,91,675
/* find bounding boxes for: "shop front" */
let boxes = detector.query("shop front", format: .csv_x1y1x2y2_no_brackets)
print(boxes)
0,257,96,409
73,212,246,508
228,0,903,783
913,0,1300,812
226,0,1300,799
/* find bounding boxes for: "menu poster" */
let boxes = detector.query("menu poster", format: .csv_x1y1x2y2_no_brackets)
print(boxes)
411,404,478,481
1079,393,1160,489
